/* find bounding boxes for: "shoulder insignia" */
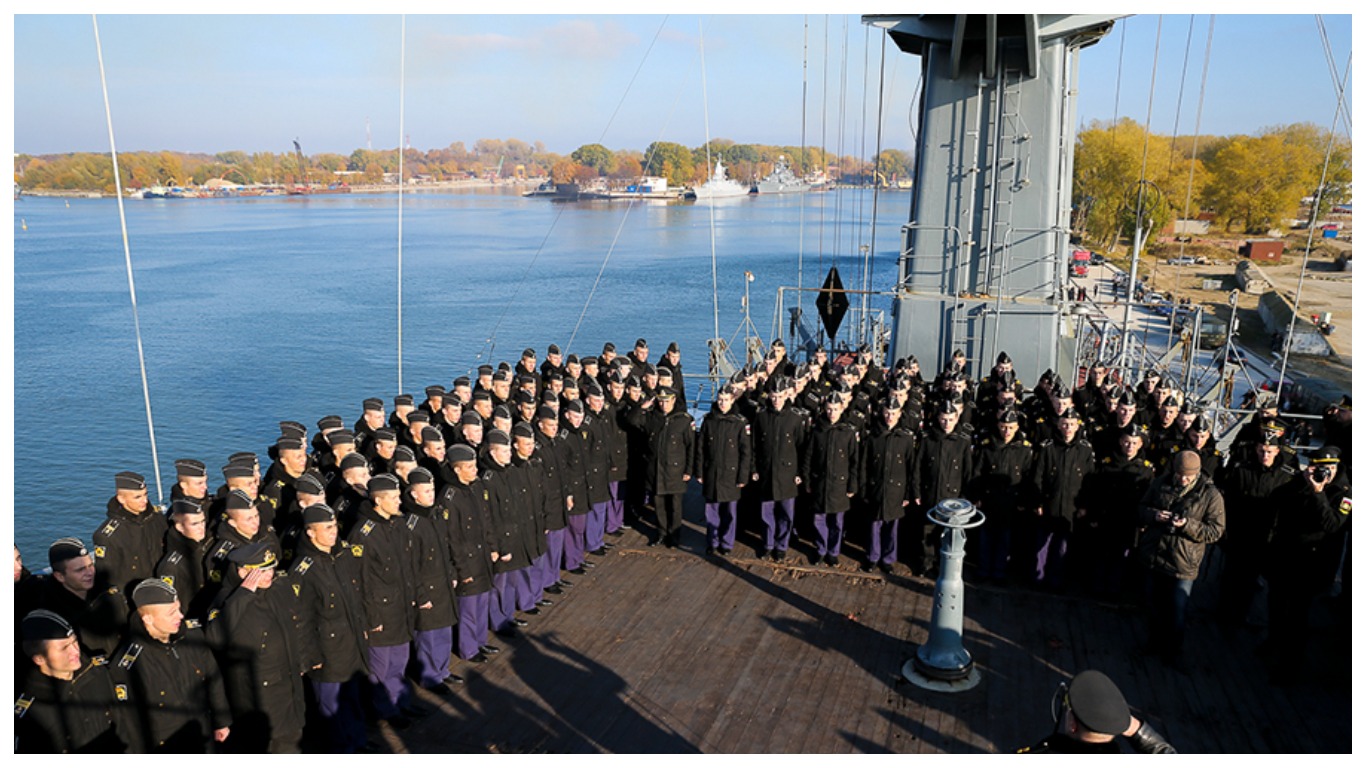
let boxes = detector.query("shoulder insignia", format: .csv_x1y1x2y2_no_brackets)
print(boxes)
106,586,120,596
118,643,143,670
406,514,420,531
161,575,174,588
114,684,129,702
207,608,221,622
1340,498,1352,516
1022,440,1032,447
442,510,449,521
91,655,109,666
101,520,120,536
293,557,313,576
744,424,751,434
359,520,376,537
483,490,490,501
482,470,493,480
15,694,34,718
1144,460,1153,467
1102,457,1113,465
183,618,202,630
212,542,234,559
1214,449,1223,457
94,546,107,559
292,583,301,598
166,551,182,565
351,544,364,558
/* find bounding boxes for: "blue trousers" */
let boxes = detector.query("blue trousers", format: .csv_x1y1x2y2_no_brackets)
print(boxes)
513,564,541,612
587,501,609,551
565,514,588,569
489,571,515,632
704,501,739,549
366,643,410,719
412,627,452,687
869,519,899,565
542,528,566,589
607,481,625,532
760,498,796,552
455,591,490,659
812,512,845,557
310,676,366,753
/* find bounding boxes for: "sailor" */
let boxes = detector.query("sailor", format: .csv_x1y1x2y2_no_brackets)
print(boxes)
1073,361,1112,422
171,457,212,510
513,389,539,426
1145,396,1184,462
491,369,514,409
1213,428,1296,625
533,408,572,595
116,578,232,752
1089,388,1145,458
262,436,311,525
627,386,696,548
390,446,419,486
1017,669,1175,753
155,500,216,622
474,365,495,395
695,385,752,557
354,472,420,728
388,393,416,434
517,347,540,385
354,397,387,456
966,408,1033,583
421,384,446,422
540,344,564,379
1030,408,1096,589
91,471,166,596
598,341,618,375
558,400,594,572
510,424,554,617
1169,414,1221,476
15,609,133,753
206,489,284,587
471,388,495,422
291,503,371,751
366,427,399,473
1321,396,1351,481
1074,423,1153,599
42,537,128,658
910,399,974,577
320,429,359,492
628,337,652,380
206,541,306,753
481,429,532,638
401,409,430,451
656,341,683,383
859,397,916,573
213,458,278,533
750,375,808,561
1136,450,1226,670
312,415,345,462
581,382,615,556
401,468,463,693
450,377,473,407
418,425,448,478
439,444,502,664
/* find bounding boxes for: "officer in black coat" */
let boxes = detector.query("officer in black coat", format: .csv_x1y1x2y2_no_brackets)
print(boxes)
750,376,809,561
1030,407,1095,588
801,394,861,567
626,386,696,548
15,610,134,753
92,471,166,596
1075,423,1154,598
439,444,503,664
967,408,1034,583
695,385,753,556
115,579,232,752
205,542,306,753
43,538,128,658
205,489,284,587
910,399,974,576
1016,669,1175,753
581,383,616,556
860,398,917,572
291,503,371,751
1213,430,1296,624
401,468,463,693
352,474,419,726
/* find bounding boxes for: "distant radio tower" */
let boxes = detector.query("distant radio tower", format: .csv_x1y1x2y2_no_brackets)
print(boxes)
366,117,372,150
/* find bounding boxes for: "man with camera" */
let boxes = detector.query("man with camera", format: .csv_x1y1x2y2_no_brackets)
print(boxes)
1262,445,1350,684
1136,450,1226,671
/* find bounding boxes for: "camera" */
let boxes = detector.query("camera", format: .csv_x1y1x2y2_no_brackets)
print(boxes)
1310,465,1331,483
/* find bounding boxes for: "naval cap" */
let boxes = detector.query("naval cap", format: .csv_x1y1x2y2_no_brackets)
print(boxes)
374,427,397,442
1310,445,1341,464
276,436,305,452
452,376,471,389
667,341,679,353
279,420,307,437
471,390,492,403
460,411,483,426
222,463,253,480
394,394,415,407
1067,670,1131,736
425,385,446,398
368,473,402,494
536,406,558,422
169,499,205,519
407,467,434,485
326,429,356,447
449,444,478,463
302,503,335,526
563,399,585,414
131,578,178,608
548,344,562,355
339,452,369,471
486,429,512,447
1189,415,1211,433
602,341,616,354
174,458,207,477
420,426,444,444
21,609,76,642
227,541,276,570
317,415,344,431
635,338,648,349
408,410,431,424
522,347,536,359
48,537,89,569
392,446,417,464
492,369,512,383
225,489,255,512
363,397,384,412
115,471,146,491
493,405,512,421
1119,422,1147,440
477,365,494,376
996,351,1011,365
295,473,327,496
998,409,1020,424
512,422,536,440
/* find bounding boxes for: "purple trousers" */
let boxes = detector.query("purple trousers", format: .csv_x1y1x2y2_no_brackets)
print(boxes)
607,481,625,532
565,514,588,570
704,501,739,549
587,501,609,551
310,677,366,753
541,528,566,589
455,591,491,659
514,563,542,612
490,571,516,632
1033,522,1071,588
366,643,410,719
412,627,453,687
761,498,796,552
812,512,846,557
869,519,899,565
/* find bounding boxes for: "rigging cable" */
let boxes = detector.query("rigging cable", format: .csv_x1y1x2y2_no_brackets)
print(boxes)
1117,15,1163,381
1165,15,1196,177
698,17,721,346
397,15,405,394
816,15,830,343
797,15,808,344
1174,17,1215,266
92,15,164,504
866,31,888,353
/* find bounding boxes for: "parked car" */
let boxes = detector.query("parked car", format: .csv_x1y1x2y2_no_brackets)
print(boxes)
1089,252,1107,265
1167,256,1196,266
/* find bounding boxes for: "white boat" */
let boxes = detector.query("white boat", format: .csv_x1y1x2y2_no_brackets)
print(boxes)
687,161,751,200
755,156,810,194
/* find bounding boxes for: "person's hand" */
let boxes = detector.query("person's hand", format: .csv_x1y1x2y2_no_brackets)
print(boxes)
682,474,691,482
489,551,499,562
901,500,910,508
1154,509,1173,523
240,569,267,592
1122,715,1142,737
1307,473,1329,494
752,473,759,482
846,492,855,498
1172,517,1187,528
214,727,230,743
500,553,511,561
795,477,803,486
419,601,433,610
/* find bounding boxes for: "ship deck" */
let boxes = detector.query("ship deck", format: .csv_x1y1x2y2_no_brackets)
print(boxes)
377,503,1352,754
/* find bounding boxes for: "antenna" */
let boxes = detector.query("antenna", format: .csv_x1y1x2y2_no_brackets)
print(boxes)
366,117,372,150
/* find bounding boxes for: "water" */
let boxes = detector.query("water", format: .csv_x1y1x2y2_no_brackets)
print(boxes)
12,188,907,557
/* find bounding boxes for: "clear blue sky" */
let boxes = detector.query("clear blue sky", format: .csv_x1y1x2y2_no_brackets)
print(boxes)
10,12,1354,158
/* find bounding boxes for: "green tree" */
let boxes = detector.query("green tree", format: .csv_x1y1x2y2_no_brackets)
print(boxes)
571,143,613,175
644,141,694,186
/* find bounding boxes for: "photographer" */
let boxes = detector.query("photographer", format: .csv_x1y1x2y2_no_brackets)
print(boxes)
1017,669,1175,753
1263,445,1351,684
1136,450,1226,671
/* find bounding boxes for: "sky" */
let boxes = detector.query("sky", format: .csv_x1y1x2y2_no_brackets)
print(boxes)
5,6,1357,160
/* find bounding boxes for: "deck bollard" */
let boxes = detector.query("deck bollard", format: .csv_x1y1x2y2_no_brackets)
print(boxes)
904,498,985,692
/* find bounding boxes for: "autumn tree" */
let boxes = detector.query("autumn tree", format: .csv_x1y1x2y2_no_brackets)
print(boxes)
571,143,613,175
644,141,694,186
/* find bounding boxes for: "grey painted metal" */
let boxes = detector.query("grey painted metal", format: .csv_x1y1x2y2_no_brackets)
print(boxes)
865,14,1118,386
907,499,986,687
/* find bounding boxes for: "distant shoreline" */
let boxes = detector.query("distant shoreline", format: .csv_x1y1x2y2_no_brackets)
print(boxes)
17,177,542,199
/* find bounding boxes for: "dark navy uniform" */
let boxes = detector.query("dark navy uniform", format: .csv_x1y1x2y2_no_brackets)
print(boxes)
1076,454,1154,597
92,498,166,596
114,623,232,752
967,431,1035,581
751,400,809,556
860,420,918,568
910,424,974,575
156,527,215,622
694,403,753,552
15,656,132,753
1030,435,1095,587
291,534,369,754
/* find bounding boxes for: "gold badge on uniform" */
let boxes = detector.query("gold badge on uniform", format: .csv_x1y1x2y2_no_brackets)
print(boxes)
1340,498,1352,516
94,546,107,559
352,544,364,558
114,685,129,701
292,583,301,597
15,694,34,717
161,575,175,587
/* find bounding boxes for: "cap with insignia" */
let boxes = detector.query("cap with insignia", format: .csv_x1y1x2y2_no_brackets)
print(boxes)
512,423,536,440
115,471,146,491
363,397,384,412
582,356,599,367
667,341,680,353
933,399,956,416
996,351,1011,365
222,463,253,479
131,578,178,608
453,376,471,389
420,426,444,444
317,415,344,431
635,338,648,349
1310,445,1341,464
602,341,616,354
326,429,357,447
21,609,76,642
471,390,492,403
174,458,207,477
279,420,307,437
493,405,512,420
999,409,1020,424
1179,399,1200,416
514,390,536,406
425,385,446,398
1067,670,1132,736
584,381,604,398
408,467,435,485
548,344,562,355
449,444,478,463
492,370,512,384
457,411,481,427
498,361,512,372
1053,384,1072,399
49,537,89,569
1119,422,1146,439
367,473,402,494
1117,389,1137,407
1161,395,1180,409
477,365,494,376
408,410,431,424
169,499,204,519
229,452,257,467
564,399,586,414
1058,407,1081,420
296,473,327,495
562,378,580,392
302,504,336,526
374,427,397,442
656,387,678,400
394,394,415,407
225,489,255,511
1189,415,1211,433
276,436,305,452
442,395,462,409
522,347,536,359
339,452,369,471
626,375,642,389
392,446,417,464
486,429,512,447
536,406,558,421
227,541,276,570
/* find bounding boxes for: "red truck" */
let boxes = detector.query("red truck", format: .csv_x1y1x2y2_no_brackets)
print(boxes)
1070,249,1091,277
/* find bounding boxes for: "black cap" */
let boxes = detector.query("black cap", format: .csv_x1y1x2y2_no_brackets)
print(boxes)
1058,407,1081,421
498,361,511,372
493,405,512,420
522,347,536,359
996,351,1011,365
584,381,604,398
667,341,679,353
1257,428,1283,446
302,504,335,526
115,471,146,491
477,365,494,376
564,399,585,414
279,420,307,437
536,406,558,421
933,399,956,416
368,473,402,493
656,387,677,400
326,429,356,447
472,390,492,403
1179,399,1200,415
1067,670,1131,736
548,344,561,355
452,376,471,389
420,426,444,444
512,423,536,440
582,356,599,367
21,609,75,642
1189,415,1211,433
492,370,512,383
296,473,327,495
225,489,255,511
602,341,616,354
1119,422,1147,439
276,436,305,452
514,390,536,405
635,338,648,349
48,537,89,569
460,411,483,426
426,385,446,398
449,444,478,463
408,467,435,485
1117,389,1137,407
443,394,462,409
340,452,369,471
562,378,579,392
1310,445,1342,464
228,452,257,467
317,415,344,431
131,578,178,608
1054,384,1072,399
394,394,415,406
408,410,431,424
999,409,1020,424
374,427,397,442
174,458,207,477
392,446,417,464
222,463,253,479
487,429,512,447
169,499,204,519
1161,395,1180,409
363,397,384,412
227,541,276,570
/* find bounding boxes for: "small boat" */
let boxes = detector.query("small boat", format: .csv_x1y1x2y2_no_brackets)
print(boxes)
755,156,810,194
687,161,751,200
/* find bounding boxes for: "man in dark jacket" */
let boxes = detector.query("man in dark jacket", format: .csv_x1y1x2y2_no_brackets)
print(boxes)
440,444,503,665
1030,408,1095,589
92,471,166,596
43,538,128,659
353,473,419,726
1136,450,1226,668
402,468,462,693
534,408,572,594
559,400,593,572
292,504,371,750
861,398,917,573
967,409,1033,583
1075,423,1153,599
1213,431,1296,624
911,400,974,576
15,609,134,753
751,377,808,561
695,385,753,556
156,500,216,622
581,383,616,557
801,396,861,566
627,386,697,548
